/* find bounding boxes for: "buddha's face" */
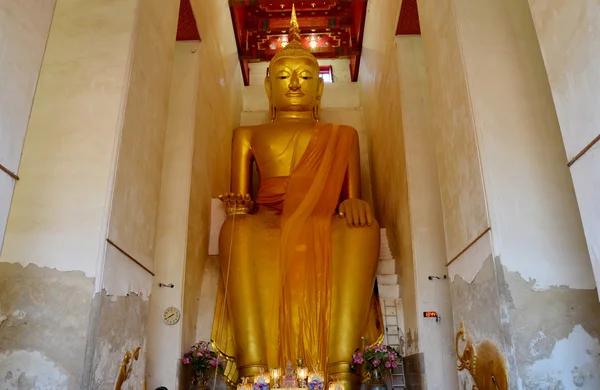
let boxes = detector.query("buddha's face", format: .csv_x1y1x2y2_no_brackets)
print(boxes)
265,56,323,112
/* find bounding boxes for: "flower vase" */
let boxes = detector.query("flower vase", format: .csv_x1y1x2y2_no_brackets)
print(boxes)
366,368,388,390
190,373,209,390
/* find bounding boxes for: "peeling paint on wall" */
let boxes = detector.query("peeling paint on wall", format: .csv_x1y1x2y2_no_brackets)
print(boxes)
505,268,600,389
525,325,600,390
0,262,93,389
0,350,68,390
82,290,149,390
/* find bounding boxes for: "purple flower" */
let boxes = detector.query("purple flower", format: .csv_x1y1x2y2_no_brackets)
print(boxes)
385,361,391,368
183,358,190,365
352,352,364,364
373,359,380,367
392,362,398,368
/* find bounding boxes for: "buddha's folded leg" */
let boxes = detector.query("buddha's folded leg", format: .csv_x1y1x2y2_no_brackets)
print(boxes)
329,217,380,388
219,213,281,377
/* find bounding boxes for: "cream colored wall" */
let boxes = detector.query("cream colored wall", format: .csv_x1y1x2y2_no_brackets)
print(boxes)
453,0,592,289
1,0,138,277
528,0,600,296
0,1,55,252
182,0,243,360
146,41,200,390
418,0,599,386
106,0,180,275
241,59,373,205
359,0,420,360
417,0,490,264
395,35,457,388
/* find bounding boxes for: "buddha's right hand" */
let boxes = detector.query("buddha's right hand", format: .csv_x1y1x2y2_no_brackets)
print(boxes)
218,193,254,216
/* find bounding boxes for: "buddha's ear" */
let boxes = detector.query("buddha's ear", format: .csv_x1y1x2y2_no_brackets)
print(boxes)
316,77,324,101
264,76,272,100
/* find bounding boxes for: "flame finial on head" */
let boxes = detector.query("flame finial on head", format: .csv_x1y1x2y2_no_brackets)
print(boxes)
288,4,302,43
269,3,319,70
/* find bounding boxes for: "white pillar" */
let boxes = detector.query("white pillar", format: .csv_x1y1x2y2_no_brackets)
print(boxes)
395,35,458,390
0,0,180,388
0,1,55,251
528,0,600,300
419,0,600,387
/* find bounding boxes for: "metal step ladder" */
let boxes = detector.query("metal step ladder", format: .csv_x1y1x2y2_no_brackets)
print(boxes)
382,299,406,390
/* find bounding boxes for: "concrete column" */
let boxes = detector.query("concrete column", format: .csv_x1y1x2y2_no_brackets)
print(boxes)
419,0,600,387
528,0,600,300
146,41,200,390
0,0,179,388
395,35,458,389
0,1,55,251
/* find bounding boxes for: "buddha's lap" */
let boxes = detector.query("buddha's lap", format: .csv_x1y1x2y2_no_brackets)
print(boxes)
219,211,380,266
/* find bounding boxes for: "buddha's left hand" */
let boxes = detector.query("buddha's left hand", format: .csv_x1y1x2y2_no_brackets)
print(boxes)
338,199,374,227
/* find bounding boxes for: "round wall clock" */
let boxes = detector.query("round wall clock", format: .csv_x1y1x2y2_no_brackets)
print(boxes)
162,306,181,325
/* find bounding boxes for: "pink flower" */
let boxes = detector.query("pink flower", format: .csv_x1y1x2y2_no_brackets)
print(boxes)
183,358,190,365
392,362,398,368
197,352,202,357
352,352,364,364
210,359,218,367
373,359,380,367
385,361,391,368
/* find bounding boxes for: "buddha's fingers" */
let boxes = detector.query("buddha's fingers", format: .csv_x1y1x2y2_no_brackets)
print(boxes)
351,203,360,227
358,202,367,227
365,203,374,226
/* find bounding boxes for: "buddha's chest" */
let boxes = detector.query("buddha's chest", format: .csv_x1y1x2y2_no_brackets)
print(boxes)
252,125,315,174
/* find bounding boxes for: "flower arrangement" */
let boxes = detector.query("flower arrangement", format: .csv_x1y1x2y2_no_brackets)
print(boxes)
182,341,225,386
352,337,402,375
253,375,269,390
307,377,324,390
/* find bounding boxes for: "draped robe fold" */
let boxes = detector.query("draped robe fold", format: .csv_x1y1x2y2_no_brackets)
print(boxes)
256,123,355,371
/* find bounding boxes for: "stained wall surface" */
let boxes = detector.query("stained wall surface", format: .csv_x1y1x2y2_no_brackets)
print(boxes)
181,0,243,376
418,0,600,387
89,1,180,388
1,0,138,277
360,0,425,386
146,41,200,390
0,1,55,252
528,0,600,298
395,35,458,389
0,0,140,388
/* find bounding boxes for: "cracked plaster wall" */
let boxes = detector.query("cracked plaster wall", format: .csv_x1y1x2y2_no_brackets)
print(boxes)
83,291,149,390
0,263,94,389
1,0,180,388
0,0,141,388
419,0,599,388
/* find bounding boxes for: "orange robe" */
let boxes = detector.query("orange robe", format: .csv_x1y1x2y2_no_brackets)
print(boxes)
255,123,355,370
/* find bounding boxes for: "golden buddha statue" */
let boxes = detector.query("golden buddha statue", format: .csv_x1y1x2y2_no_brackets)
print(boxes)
215,6,381,390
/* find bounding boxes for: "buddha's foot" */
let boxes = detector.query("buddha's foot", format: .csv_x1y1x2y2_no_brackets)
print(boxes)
328,363,361,390
330,372,361,390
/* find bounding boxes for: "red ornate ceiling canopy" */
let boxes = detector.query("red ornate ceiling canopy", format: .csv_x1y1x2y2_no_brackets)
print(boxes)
176,0,200,41
175,0,421,84
396,0,421,35
229,0,368,84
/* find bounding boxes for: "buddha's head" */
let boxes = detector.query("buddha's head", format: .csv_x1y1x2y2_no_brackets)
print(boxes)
265,5,324,121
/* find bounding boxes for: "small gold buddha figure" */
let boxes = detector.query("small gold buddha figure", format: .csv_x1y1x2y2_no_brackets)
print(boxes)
217,6,380,390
